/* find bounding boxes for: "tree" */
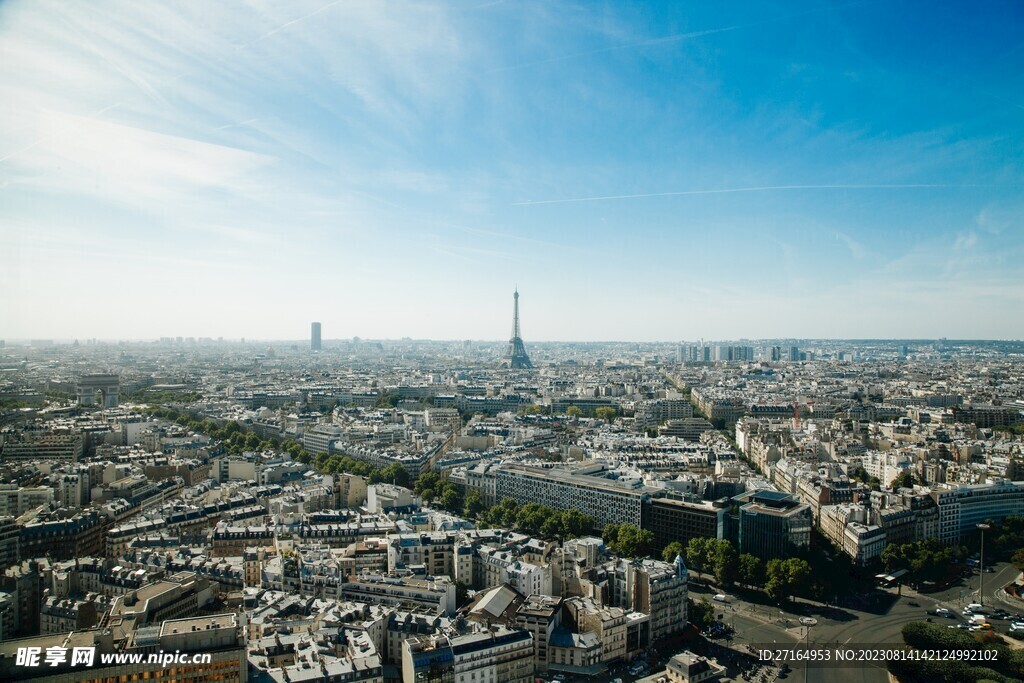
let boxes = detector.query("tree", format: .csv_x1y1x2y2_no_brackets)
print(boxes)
566,406,583,418
374,392,400,408
662,541,686,564
688,597,715,630
784,558,811,596
517,503,548,534
686,537,715,579
711,539,739,586
464,490,485,518
738,553,765,587
892,470,919,489
562,510,596,537
488,498,520,528
765,559,787,602
379,463,410,487
595,407,616,422
415,472,440,496
541,516,563,538
882,542,909,573
1012,548,1024,574
766,557,812,602
883,538,964,582
604,524,654,558
439,487,462,512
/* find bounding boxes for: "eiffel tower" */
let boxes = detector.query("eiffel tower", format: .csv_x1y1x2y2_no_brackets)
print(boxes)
505,288,533,369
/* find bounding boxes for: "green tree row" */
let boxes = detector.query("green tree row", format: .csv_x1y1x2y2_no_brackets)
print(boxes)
602,523,655,558
128,390,201,405
674,536,812,602
146,406,407,486
473,498,598,540
414,472,464,513
562,405,617,421
881,538,966,582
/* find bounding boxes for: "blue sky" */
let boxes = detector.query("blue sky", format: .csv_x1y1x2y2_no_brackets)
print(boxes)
1,0,1022,341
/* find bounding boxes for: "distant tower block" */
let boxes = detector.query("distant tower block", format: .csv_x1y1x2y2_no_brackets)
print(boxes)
505,289,533,369
77,374,119,408
311,322,322,351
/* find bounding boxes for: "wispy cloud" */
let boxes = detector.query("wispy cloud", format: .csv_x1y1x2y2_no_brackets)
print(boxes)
1,1,1022,339
15,110,269,203
512,184,961,206
834,231,867,259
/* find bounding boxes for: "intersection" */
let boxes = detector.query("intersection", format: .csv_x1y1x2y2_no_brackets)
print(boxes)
689,561,1023,683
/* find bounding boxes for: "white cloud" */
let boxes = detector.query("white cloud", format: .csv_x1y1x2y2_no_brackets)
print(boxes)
14,110,269,203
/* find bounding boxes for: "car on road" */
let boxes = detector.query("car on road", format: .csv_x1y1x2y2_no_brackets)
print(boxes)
714,594,730,603
933,607,955,618
552,674,566,682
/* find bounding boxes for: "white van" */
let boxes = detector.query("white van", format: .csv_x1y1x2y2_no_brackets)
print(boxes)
713,594,730,603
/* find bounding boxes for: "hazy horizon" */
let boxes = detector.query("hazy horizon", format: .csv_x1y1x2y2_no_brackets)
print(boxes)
3,335,1020,346
3,1,1023,341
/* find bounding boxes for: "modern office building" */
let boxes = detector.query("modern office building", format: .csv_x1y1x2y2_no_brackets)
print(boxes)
735,490,811,560
494,463,653,529
311,322,322,351
643,496,726,550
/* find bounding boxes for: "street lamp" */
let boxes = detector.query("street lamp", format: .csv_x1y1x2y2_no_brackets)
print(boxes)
977,523,990,607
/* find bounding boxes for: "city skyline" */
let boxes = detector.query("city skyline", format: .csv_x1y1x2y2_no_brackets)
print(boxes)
2,1,1023,340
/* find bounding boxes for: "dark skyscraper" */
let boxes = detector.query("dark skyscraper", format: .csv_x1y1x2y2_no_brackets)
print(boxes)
311,322,321,351
505,289,532,369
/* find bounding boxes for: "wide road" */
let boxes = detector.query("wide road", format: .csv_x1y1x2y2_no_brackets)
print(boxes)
699,561,1022,683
